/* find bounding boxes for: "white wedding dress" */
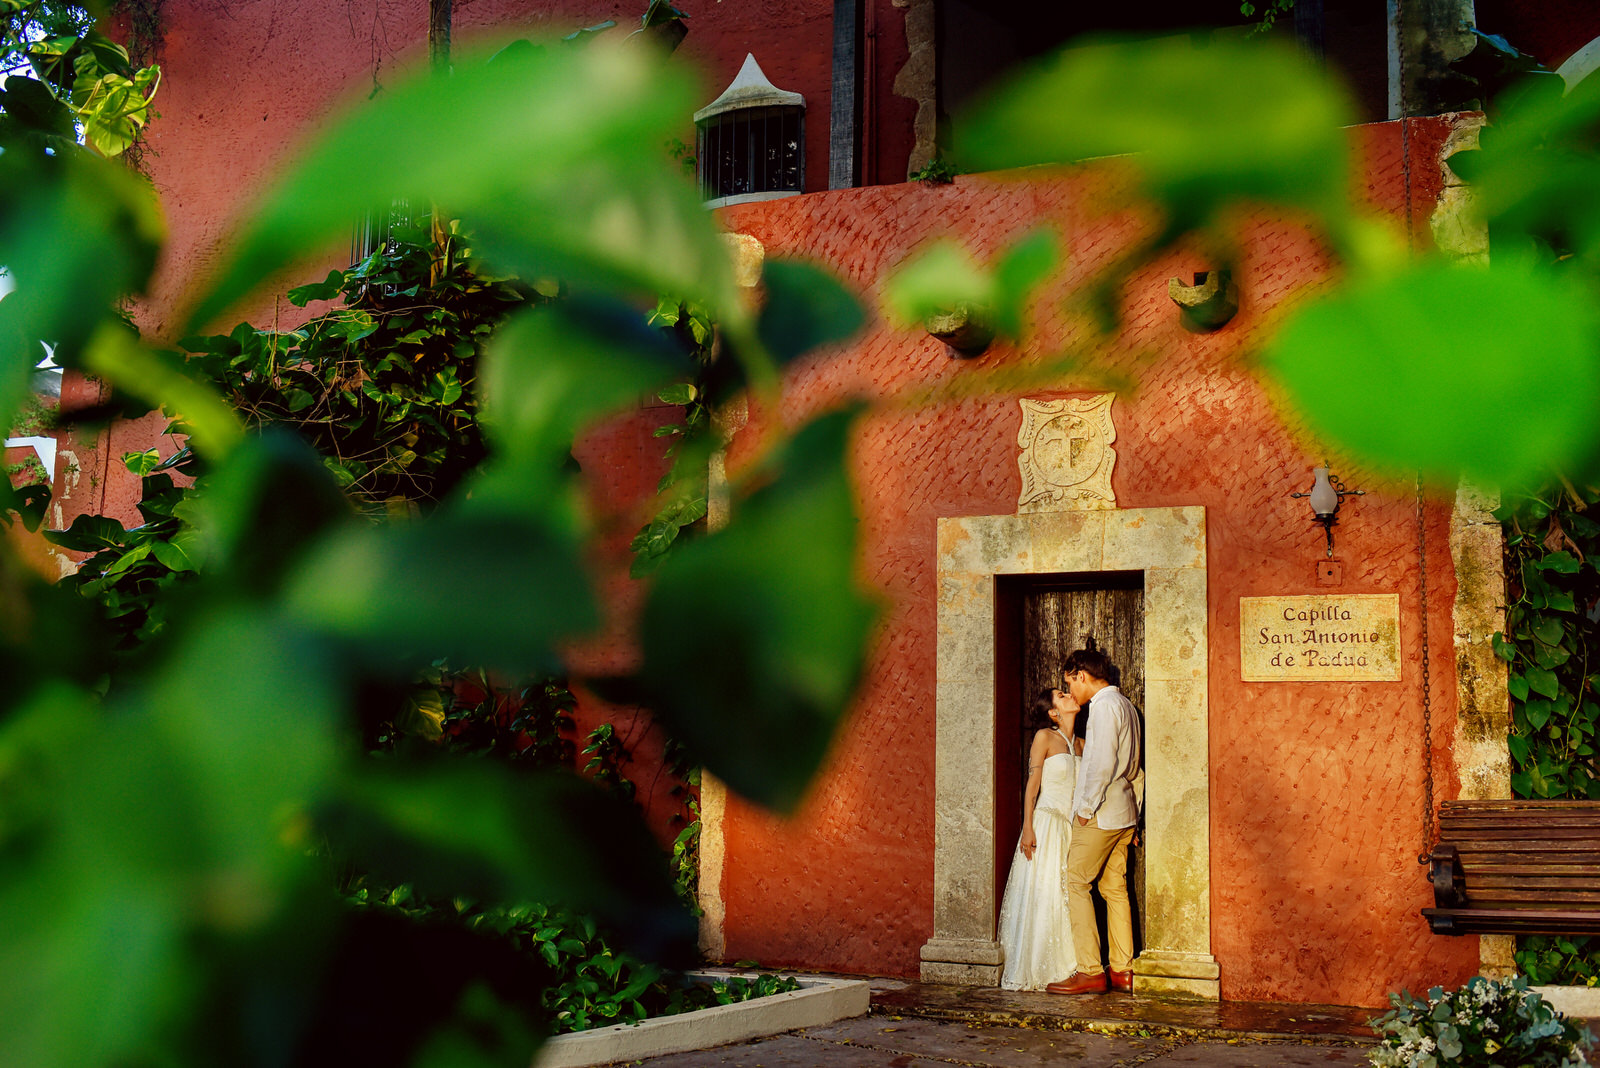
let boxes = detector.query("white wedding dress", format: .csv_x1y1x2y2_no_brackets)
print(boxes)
997,739,1078,990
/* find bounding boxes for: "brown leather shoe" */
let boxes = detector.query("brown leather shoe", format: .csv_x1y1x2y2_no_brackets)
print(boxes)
1045,971,1108,995
1109,969,1133,993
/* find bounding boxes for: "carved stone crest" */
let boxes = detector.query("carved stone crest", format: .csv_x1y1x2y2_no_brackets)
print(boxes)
1017,394,1117,512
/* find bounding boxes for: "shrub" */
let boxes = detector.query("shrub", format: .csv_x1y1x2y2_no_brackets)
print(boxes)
1368,975,1593,1068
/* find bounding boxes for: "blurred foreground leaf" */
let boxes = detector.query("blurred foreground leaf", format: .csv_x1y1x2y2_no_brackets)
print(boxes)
956,35,1355,232
188,40,740,337
284,511,596,677
0,148,162,423
633,408,878,813
324,760,695,963
1264,259,1600,486
0,612,341,1068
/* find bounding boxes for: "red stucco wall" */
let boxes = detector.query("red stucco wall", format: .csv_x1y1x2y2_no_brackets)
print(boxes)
705,117,1481,1005
127,0,903,351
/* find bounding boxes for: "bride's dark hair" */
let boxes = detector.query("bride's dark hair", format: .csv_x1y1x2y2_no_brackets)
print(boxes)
1028,688,1059,730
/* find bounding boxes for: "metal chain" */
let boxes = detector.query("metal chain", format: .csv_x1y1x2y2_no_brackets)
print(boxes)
1417,476,1436,865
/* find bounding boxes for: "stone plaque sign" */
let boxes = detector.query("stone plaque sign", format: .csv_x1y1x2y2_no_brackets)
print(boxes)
1240,594,1401,682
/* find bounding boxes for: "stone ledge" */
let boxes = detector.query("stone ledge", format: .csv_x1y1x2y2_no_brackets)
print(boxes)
1534,984,1600,1024
533,971,871,1068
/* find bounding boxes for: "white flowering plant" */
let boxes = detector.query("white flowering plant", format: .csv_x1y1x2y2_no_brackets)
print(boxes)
1369,975,1593,1068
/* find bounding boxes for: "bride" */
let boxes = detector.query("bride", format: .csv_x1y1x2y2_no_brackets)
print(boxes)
998,686,1082,990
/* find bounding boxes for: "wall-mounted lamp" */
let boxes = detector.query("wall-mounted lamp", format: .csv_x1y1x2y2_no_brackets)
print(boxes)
1291,464,1363,558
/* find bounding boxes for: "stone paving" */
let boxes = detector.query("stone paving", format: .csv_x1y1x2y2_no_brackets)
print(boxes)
627,1015,1374,1067
622,979,1381,1067
610,978,1597,1067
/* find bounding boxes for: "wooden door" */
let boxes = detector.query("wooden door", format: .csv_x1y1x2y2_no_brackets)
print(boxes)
995,572,1146,957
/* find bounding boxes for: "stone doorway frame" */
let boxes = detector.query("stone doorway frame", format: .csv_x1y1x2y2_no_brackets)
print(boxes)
919,505,1220,997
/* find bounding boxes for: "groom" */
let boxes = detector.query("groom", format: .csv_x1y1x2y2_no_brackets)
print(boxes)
1047,646,1142,996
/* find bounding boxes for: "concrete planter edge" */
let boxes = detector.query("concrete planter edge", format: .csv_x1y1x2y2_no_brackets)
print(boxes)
532,971,872,1068
1532,984,1600,1023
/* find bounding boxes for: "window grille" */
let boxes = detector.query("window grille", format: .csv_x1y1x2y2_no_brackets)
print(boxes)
350,197,415,268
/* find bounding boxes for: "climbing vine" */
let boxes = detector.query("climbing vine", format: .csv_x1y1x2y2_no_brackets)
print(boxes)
1494,480,1600,985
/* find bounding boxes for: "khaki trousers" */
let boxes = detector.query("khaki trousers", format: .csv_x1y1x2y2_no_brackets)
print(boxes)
1066,823,1135,976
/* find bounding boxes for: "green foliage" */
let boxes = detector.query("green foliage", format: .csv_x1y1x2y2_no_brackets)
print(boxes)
44,460,200,653
909,156,960,184
0,14,160,157
581,722,637,804
1238,0,1294,32
630,297,715,578
1368,975,1593,1067
0,31,874,1066
183,224,527,511
1495,484,1600,801
1516,935,1600,989
345,887,796,1036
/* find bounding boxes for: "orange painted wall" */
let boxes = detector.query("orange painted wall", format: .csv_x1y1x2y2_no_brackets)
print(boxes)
705,117,1482,1005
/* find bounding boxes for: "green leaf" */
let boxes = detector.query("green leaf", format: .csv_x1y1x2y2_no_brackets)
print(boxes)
1508,732,1531,765
148,537,199,573
82,326,244,460
183,431,353,598
632,408,879,813
1263,260,1600,488
478,298,688,478
283,510,596,677
955,35,1354,227
1537,550,1581,573
656,381,697,406
1527,668,1561,699
1508,674,1530,701
755,259,868,366
0,148,162,425
881,240,991,328
43,513,133,553
186,39,741,338
1526,699,1554,730
287,269,345,307
990,229,1059,341
122,447,162,476
1533,617,1566,646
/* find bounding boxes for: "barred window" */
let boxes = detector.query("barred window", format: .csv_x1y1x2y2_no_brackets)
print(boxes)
694,55,805,208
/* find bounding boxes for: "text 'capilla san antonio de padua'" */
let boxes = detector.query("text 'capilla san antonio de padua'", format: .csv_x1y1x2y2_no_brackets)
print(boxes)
1238,595,1402,682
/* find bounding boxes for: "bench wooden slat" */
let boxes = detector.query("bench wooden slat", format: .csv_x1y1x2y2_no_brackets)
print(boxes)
1464,890,1600,904
1442,823,1600,837
1441,819,1600,833
1440,801,1600,810
1465,869,1600,882
1449,839,1600,852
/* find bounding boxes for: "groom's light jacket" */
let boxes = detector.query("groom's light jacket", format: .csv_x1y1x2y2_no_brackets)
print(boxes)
1072,685,1143,830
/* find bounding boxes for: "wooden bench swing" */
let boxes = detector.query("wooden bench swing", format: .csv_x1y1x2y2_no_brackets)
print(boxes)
1397,489,1600,937
1422,799,1600,936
